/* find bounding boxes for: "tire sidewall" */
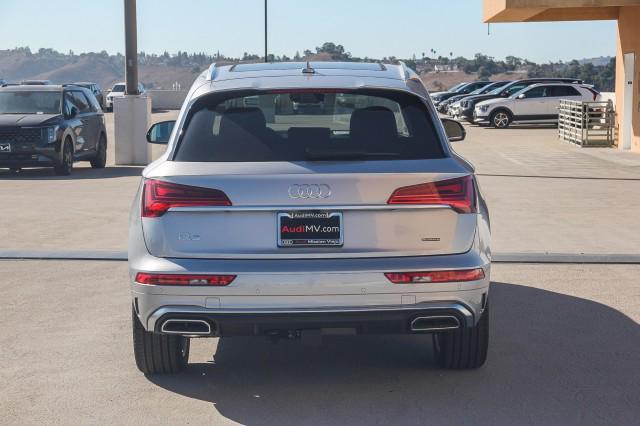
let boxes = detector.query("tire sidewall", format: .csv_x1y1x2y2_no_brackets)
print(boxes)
491,110,512,128
55,140,73,175
91,134,107,168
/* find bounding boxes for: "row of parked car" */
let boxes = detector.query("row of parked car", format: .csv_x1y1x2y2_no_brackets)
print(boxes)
0,79,145,112
430,78,601,128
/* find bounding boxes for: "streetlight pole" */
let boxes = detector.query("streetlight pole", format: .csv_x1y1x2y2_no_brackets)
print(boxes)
124,0,139,95
264,0,268,62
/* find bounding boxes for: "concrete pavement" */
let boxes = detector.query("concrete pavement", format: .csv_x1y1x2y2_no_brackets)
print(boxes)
1,114,640,425
2,261,639,424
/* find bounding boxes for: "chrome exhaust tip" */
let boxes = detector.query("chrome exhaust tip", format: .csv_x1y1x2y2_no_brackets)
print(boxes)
410,315,460,332
161,319,212,336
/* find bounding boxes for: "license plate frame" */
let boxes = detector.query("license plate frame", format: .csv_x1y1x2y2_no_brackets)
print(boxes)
277,211,343,247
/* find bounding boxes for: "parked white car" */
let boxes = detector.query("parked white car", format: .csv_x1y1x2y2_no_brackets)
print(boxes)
473,83,600,128
104,82,145,111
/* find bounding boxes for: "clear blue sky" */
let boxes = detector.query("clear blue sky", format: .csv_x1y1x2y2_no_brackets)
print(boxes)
0,0,617,62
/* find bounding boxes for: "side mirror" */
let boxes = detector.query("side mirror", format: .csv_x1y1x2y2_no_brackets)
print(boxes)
442,118,466,142
146,120,175,144
517,94,526,99
68,106,78,118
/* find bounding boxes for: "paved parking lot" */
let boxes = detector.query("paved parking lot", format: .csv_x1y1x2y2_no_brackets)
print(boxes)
1,113,640,424
2,261,639,424
1,113,639,254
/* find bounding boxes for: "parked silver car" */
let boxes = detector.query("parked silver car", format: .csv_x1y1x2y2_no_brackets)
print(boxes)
129,61,491,374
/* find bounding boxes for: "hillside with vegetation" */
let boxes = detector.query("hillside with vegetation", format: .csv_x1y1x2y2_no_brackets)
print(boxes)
0,43,615,92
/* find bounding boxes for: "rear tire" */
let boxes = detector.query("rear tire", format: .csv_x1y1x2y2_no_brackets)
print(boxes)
54,140,73,176
90,134,107,169
132,307,190,374
433,303,489,369
490,110,512,128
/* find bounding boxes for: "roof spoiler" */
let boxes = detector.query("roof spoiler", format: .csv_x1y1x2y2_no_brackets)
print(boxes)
206,63,220,81
398,61,420,82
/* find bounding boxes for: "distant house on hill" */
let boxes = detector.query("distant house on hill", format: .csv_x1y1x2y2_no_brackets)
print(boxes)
434,64,458,72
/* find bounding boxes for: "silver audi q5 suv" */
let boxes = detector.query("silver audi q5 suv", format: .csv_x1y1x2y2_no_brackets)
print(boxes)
129,61,491,374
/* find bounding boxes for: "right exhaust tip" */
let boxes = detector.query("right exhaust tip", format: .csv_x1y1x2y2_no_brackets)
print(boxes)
410,315,460,332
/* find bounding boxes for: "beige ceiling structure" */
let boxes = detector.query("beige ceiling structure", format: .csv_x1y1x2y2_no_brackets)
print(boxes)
483,0,640,151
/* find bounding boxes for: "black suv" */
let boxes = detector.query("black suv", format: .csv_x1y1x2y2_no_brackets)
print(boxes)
67,82,104,108
458,77,583,123
0,85,107,175
430,81,491,109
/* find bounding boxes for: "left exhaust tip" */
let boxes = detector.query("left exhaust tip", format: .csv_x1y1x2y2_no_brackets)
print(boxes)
161,319,212,336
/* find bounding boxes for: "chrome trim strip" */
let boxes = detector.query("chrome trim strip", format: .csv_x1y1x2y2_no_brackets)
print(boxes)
147,302,474,331
170,204,451,213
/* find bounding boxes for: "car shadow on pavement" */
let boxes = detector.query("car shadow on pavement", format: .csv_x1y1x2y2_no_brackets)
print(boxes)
0,166,143,180
147,282,640,425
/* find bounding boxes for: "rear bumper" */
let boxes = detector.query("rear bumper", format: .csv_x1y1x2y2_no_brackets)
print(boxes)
130,249,491,335
147,302,476,337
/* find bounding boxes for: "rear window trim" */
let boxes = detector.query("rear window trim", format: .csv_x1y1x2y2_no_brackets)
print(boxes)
170,88,448,163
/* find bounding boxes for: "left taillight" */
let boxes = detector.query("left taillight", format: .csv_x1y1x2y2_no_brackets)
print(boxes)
387,175,476,213
135,273,236,286
142,179,231,218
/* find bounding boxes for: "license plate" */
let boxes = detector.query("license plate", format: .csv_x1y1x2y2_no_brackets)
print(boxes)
0,143,11,153
278,211,343,247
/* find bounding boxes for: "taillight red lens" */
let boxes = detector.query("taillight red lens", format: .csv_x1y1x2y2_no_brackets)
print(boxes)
135,273,236,286
387,176,476,213
384,268,485,284
142,179,231,217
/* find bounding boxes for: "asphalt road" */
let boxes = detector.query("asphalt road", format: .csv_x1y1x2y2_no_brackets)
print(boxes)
2,261,639,424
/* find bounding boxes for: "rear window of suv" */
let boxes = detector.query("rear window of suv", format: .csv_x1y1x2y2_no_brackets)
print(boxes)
173,89,445,162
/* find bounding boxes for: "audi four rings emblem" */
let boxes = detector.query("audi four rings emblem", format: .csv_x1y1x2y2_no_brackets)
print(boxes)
288,184,332,199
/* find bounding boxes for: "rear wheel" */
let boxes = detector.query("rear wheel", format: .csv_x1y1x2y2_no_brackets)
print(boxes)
90,134,107,169
490,110,511,128
54,140,73,176
433,303,489,369
132,307,190,374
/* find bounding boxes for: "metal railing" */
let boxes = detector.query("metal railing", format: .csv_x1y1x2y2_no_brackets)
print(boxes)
558,99,615,147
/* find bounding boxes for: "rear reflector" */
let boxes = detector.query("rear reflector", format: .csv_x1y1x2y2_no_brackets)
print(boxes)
142,179,231,217
135,273,236,286
387,175,476,213
385,268,485,284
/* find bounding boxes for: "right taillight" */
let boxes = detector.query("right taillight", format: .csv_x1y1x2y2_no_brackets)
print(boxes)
142,179,231,218
385,268,485,284
387,176,476,213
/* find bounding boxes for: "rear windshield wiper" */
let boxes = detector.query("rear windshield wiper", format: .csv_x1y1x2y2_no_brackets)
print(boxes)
304,149,400,161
